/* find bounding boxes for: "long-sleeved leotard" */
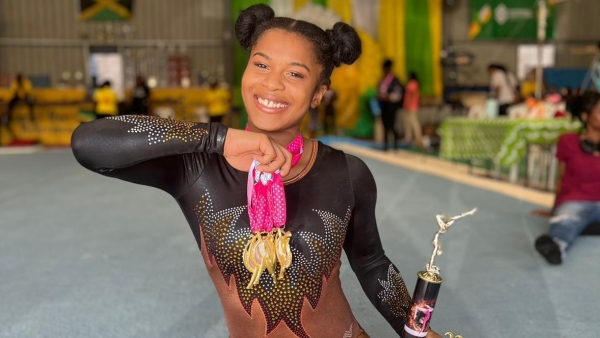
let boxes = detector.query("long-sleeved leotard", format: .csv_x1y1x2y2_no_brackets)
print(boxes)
72,116,411,338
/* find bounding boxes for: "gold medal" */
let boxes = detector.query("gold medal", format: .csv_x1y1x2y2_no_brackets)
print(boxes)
243,232,277,289
243,229,294,288
275,228,293,280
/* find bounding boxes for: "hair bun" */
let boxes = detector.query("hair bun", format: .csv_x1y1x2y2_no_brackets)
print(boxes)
235,4,275,50
571,92,600,119
326,22,362,67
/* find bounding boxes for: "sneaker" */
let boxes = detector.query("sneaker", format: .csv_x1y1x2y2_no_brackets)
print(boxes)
535,235,563,265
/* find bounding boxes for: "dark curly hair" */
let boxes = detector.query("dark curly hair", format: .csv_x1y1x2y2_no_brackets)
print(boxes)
571,92,600,124
235,4,362,87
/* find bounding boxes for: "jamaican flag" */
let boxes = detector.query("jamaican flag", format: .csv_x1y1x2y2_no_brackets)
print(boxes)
80,0,134,21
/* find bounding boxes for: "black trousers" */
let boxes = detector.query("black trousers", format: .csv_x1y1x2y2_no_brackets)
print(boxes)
323,105,335,135
380,105,399,151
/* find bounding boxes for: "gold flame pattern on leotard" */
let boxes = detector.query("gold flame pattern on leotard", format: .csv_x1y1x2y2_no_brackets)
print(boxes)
195,191,351,338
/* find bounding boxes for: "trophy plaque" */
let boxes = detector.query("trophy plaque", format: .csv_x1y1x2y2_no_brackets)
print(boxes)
401,208,476,338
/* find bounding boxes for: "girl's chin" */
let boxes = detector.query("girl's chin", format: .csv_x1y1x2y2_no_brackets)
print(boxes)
248,116,288,132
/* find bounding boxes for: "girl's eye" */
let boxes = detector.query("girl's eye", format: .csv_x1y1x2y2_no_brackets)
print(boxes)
289,72,304,79
254,63,268,69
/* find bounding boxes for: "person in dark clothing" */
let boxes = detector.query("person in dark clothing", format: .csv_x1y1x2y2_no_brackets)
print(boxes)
322,88,337,135
130,76,150,115
378,60,403,151
71,4,440,338
6,73,35,122
488,64,517,116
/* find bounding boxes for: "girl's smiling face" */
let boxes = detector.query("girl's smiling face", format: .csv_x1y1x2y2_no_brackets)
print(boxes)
242,29,327,134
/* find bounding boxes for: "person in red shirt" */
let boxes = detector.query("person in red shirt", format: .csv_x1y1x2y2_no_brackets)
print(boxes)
534,92,600,264
402,72,422,146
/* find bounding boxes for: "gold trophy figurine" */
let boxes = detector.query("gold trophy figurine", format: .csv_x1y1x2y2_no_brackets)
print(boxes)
402,208,477,338
424,209,477,280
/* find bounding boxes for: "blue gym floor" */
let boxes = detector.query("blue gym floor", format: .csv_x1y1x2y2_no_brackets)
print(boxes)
1,147,598,338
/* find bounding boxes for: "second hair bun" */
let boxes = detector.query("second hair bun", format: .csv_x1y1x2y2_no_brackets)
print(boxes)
326,22,362,66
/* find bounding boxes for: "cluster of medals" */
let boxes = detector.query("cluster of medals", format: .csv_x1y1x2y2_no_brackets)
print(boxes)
243,228,293,288
242,133,304,289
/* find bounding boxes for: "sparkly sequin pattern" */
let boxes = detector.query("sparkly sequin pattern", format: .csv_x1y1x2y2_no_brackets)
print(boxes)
195,191,352,338
108,115,208,145
378,264,412,318
344,323,353,338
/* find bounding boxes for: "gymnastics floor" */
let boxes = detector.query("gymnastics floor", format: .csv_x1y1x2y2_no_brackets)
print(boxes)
1,145,598,338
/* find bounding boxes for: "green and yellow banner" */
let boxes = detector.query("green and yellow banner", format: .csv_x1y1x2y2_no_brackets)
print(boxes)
469,0,556,40
378,0,442,97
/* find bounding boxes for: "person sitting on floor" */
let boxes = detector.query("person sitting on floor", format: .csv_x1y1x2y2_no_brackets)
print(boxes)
533,92,600,265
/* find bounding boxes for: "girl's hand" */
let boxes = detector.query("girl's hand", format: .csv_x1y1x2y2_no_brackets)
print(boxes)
531,209,553,217
223,129,292,176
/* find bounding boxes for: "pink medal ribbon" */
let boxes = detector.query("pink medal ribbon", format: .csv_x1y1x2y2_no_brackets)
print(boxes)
243,127,303,288
246,133,303,232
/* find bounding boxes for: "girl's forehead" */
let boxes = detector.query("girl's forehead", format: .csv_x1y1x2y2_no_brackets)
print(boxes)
257,29,312,47
253,30,318,61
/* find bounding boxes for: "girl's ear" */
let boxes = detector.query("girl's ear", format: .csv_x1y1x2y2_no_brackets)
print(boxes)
311,85,328,108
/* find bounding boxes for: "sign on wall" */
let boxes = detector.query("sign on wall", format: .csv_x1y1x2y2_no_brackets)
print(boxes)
517,44,556,80
90,53,125,100
469,0,555,40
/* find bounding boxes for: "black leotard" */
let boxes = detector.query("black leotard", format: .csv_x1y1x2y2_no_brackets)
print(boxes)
71,115,411,338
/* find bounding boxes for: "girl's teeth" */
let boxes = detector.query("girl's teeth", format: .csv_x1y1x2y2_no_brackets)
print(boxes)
258,97,286,109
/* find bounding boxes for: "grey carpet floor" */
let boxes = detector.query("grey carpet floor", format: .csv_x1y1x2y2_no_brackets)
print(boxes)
1,149,599,338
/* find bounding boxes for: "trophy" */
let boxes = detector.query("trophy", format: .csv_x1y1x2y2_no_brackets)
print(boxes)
402,208,477,338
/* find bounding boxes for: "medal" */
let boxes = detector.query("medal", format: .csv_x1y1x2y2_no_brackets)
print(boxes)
243,131,303,289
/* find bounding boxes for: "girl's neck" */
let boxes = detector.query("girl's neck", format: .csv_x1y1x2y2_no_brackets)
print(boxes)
247,124,300,146
246,123,314,180
583,127,600,142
